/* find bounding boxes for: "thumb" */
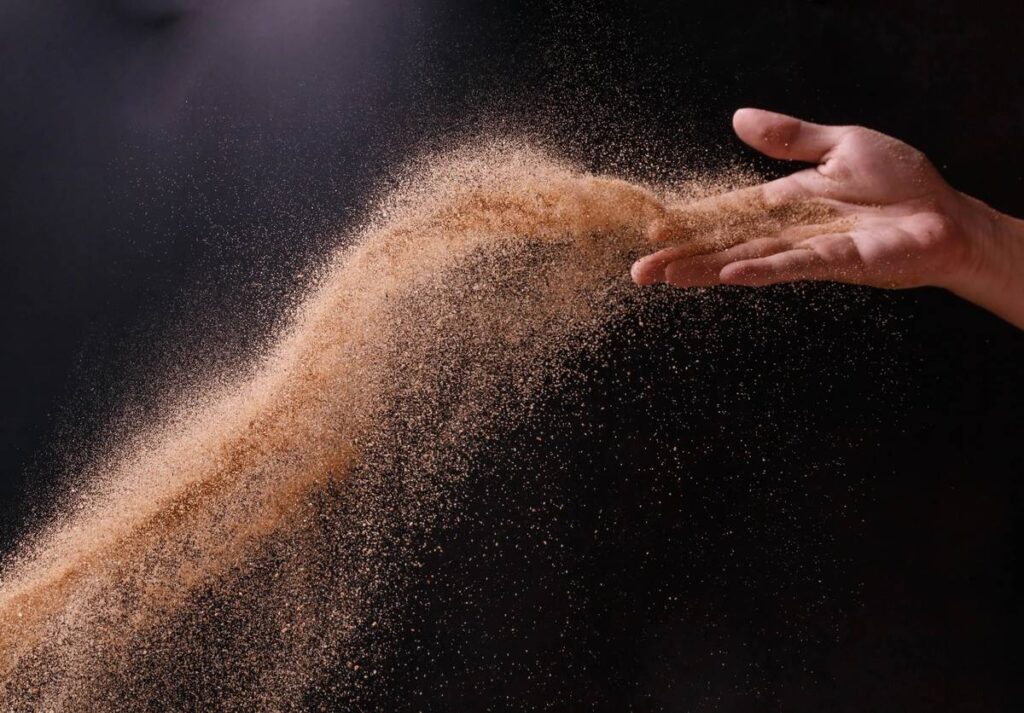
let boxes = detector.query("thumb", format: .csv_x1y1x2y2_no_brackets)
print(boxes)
733,108,847,163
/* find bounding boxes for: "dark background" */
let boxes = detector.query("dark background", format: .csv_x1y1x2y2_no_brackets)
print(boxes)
1,1,1022,710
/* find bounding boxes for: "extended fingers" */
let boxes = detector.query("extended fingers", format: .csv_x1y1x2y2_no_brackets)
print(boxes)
733,108,849,164
629,109,857,289
647,172,833,247
632,238,790,287
633,232,866,288
720,233,865,286
719,249,831,286
646,185,764,243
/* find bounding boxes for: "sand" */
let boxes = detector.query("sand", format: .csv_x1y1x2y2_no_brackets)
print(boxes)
0,138,838,710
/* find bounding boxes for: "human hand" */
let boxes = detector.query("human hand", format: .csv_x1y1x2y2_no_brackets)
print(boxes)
631,108,1004,296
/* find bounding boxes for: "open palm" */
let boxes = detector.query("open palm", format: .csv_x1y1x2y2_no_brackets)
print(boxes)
631,109,986,291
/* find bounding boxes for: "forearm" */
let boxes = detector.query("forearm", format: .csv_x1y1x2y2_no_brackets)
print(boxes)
945,198,1024,329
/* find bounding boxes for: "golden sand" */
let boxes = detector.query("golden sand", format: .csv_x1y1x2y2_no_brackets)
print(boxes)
0,139,837,710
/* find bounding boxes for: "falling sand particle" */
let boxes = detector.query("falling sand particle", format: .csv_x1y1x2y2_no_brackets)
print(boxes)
0,139,840,710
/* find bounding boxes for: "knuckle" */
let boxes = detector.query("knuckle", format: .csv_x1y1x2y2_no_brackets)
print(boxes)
896,143,934,174
806,234,857,263
836,125,874,148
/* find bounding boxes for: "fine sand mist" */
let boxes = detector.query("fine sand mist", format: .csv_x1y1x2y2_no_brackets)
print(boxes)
0,139,837,710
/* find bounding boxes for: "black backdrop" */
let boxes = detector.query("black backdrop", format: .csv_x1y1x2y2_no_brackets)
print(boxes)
1,1,1022,710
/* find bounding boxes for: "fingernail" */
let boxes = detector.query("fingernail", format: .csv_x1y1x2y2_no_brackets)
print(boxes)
719,265,749,285
630,260,662,285
630,261,647,284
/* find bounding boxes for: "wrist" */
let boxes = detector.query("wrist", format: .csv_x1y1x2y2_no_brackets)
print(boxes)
943,193,1024,326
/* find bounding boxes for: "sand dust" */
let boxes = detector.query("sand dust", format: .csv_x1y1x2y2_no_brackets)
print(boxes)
0,138,839,710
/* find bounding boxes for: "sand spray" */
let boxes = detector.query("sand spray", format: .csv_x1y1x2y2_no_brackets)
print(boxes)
0,138,838,710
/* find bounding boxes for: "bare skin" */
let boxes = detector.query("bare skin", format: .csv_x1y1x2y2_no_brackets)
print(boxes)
631,108,1024,330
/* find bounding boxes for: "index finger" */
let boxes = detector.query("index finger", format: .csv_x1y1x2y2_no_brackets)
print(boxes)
647,170,834,248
